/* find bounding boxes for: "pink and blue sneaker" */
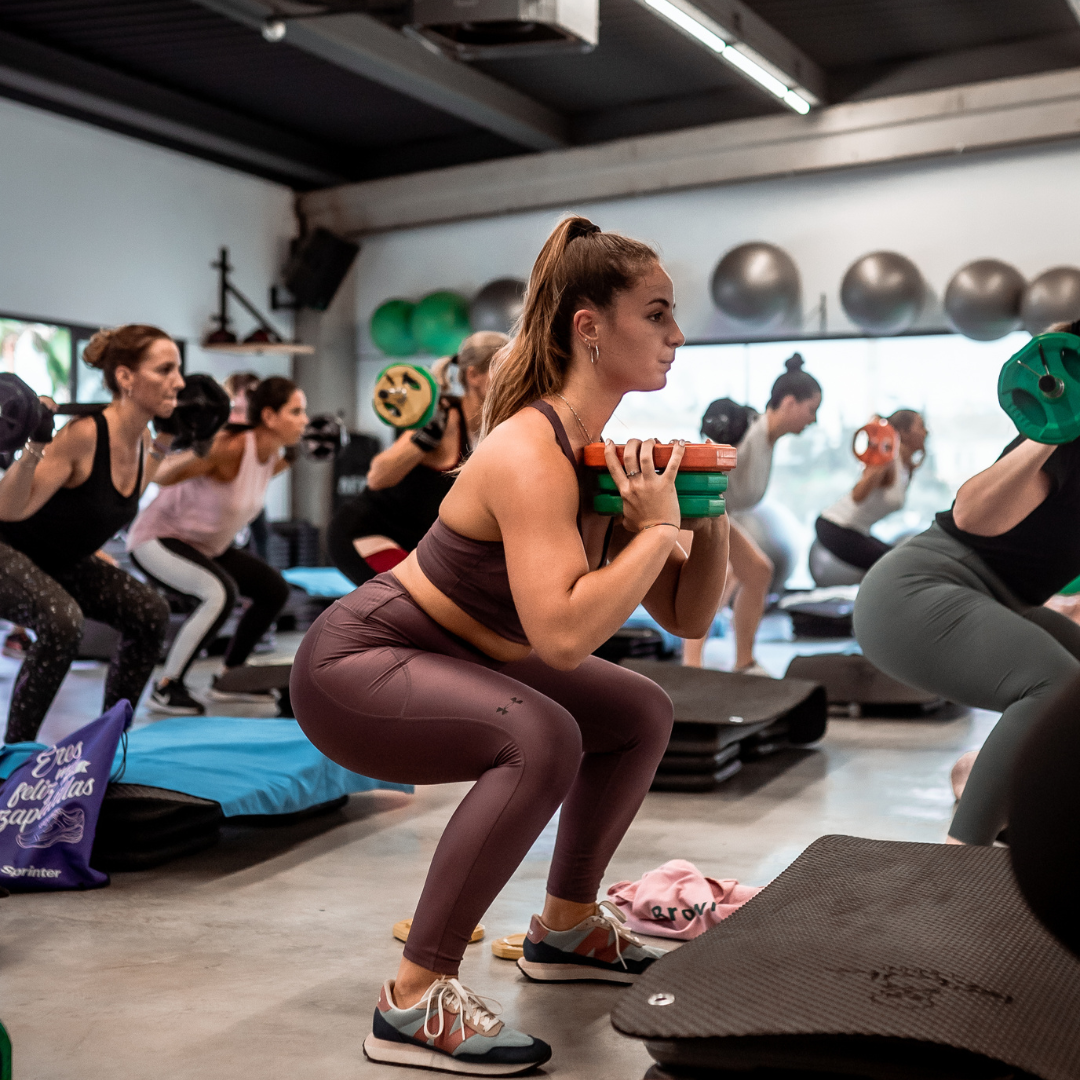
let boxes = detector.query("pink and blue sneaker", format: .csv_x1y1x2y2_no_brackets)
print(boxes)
517,900,667,984
364,977,552,1075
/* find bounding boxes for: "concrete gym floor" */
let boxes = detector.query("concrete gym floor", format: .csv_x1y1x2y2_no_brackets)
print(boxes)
0,619,996,1080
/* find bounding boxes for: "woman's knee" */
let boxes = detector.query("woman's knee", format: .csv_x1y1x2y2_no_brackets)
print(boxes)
513,704,583,792
37,595,84,653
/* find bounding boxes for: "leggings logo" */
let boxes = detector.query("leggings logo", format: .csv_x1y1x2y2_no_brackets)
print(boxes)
496,697,524,715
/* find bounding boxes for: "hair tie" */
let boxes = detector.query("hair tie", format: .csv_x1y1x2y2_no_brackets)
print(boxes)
567,221,601,242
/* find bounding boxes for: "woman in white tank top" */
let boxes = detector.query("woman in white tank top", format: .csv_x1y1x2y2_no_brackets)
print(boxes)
127,377,308,715
816,410,927,571
684,356,822,674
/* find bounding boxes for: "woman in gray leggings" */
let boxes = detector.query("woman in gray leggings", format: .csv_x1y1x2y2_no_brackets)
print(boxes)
855,429,1080,846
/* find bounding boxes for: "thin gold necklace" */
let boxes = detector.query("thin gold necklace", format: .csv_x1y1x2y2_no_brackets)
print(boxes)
553,392,593,442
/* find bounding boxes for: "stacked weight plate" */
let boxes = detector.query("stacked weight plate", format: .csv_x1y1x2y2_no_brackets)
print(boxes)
583,442,738,518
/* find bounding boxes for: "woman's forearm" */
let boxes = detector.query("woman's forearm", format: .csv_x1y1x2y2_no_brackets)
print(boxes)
530,527,680,669
953,439,1055,535
0,449,44,521
367,437,425,490
667,518,729,637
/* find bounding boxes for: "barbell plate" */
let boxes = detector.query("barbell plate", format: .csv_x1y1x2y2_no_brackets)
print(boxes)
372,363,438,430
583,442,737,471
594,471,727,494
998,332,1080,445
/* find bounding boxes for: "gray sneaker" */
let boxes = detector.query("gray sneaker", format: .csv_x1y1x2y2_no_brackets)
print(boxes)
364,977,551,1075
517,900,666,984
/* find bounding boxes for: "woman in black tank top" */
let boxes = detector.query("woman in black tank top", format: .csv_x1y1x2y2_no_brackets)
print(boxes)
855,318,1080,848
0,325,184,743
327,332,506,585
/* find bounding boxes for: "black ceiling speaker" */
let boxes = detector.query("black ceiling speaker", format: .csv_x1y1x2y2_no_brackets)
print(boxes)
282,228,360,312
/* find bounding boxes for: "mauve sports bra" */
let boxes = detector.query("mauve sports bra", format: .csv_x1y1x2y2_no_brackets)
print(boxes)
414,400,583,645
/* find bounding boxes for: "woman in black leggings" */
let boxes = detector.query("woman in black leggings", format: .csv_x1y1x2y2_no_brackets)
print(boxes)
327,332,506,585
815,410,927,571
0,325,182,743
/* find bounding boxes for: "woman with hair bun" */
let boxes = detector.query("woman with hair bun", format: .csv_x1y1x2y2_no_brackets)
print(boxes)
127,376,307,715
292,217,729,1074
327,330,507,586
0,325,183,743
684,354,822,672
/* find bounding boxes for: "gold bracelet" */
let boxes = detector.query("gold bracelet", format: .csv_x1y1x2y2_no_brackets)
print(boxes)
640,521,679,532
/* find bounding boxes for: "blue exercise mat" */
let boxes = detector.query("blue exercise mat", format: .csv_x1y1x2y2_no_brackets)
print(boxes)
282,566,356,598
0,716,410,818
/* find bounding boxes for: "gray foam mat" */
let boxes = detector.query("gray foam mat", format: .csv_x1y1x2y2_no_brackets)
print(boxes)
612,835,1080,1080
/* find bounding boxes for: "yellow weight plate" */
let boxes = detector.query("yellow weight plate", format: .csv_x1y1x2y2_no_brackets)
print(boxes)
393,918,485,944
491,933,527,960
373,363,438,429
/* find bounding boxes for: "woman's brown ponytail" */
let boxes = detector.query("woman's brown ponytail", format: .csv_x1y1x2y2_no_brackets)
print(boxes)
480,216,658,438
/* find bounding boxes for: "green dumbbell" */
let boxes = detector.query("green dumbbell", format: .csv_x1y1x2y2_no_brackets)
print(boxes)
594,472,727,494
593,493,726,517
998,332,1080,445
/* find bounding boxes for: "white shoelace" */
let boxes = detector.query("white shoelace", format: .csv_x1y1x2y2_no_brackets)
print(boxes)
593,899,649,969
418,977,501,1040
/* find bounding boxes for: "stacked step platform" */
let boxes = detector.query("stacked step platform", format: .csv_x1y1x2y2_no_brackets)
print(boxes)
622,660,827,792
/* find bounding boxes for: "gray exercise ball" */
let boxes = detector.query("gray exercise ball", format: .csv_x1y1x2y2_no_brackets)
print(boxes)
808,540,865,588
944,259,1026,341
470,278,526,335
710,242,800,328
1021,266,1080,335
840,251,924,335
731,503,799,595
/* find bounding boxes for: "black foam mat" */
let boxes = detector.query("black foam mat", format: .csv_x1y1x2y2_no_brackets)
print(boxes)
612,835,1080,1080
625,660,827,745
785,653,944,711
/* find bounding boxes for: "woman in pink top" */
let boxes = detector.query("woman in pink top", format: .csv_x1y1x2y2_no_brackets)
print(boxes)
128,376,308,715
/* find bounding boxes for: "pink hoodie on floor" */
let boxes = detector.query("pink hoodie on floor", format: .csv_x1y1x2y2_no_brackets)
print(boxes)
607,859,763,940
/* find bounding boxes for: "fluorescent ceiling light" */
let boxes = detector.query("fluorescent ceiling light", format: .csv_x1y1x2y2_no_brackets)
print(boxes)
639,0,813,115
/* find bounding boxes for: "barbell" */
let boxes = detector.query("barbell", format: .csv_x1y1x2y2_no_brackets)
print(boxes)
0,372,231,457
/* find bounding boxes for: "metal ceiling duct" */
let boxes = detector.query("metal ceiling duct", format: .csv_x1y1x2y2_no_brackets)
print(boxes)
408,0,598,59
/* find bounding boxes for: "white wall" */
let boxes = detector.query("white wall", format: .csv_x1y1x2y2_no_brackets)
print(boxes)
352,136,1080,435
0,97,298,517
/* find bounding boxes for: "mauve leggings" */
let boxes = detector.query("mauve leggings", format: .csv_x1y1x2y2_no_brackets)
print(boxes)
290,573,673,975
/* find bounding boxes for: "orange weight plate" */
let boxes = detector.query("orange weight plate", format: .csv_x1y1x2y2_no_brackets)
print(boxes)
583,442,737,472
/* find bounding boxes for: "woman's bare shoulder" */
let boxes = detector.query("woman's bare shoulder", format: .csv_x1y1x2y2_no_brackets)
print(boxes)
471,406,565,464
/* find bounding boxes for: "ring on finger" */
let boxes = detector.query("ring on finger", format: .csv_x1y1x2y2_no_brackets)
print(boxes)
625,469,640,478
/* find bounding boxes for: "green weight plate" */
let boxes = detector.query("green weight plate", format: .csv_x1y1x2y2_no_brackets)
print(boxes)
677,495,725,517
998,332,1080,445
591,493,725,517
593,493,625,516
594,472,727,494
372,362,439,429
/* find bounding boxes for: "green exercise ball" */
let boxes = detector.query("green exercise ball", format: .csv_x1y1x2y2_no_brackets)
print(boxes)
411,291,471,356
370,299,418,357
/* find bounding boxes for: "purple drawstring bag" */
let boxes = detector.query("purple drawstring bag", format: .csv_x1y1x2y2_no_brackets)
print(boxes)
0,700,129,892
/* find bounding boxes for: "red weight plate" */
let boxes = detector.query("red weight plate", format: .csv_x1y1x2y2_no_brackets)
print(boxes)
583,442,737,472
